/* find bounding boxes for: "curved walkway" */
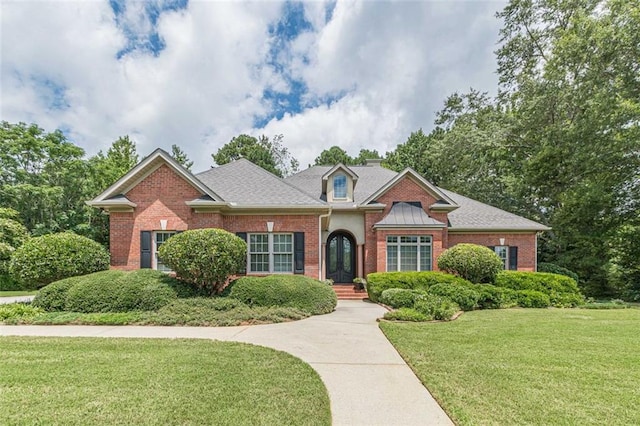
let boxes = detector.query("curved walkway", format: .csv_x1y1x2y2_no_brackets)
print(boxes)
0,300,453,426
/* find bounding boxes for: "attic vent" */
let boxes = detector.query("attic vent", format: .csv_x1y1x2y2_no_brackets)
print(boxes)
365,159,383,167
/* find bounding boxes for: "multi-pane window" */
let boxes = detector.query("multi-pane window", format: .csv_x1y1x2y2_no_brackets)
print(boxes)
386,236,432,272
154,231,176,272
494,246,508,269
333,174,347,199
249,233,293,273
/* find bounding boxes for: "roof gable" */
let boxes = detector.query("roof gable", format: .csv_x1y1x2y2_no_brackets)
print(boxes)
361,168,458,208
89,148,223,206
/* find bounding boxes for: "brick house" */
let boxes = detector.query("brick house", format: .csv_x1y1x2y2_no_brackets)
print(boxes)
89,149,549,282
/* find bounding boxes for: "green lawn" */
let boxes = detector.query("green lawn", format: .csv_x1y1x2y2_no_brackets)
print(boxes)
0,337,331,425
0,290,36,297
381,308,640,425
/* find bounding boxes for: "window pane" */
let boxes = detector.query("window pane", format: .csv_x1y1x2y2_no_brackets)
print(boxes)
250,234,268,253
334,175,347,198
250,254,269,272
420,245,431,271
329,238,337,273
274,254,293,272
400,236,418,244
387,236,398,243
155,232,176,272
495,246,508,269
400,246,418,271
342,238,352,273
273,234,292,253
420,236,432,245
387,245,398,271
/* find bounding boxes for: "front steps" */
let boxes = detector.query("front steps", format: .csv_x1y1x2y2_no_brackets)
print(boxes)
332,284,368,300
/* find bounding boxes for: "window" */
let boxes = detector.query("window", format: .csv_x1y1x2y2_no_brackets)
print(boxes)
154,231,176,272
333,174,347,199
386,236,432,271
494,246,508,269
248,233,293,273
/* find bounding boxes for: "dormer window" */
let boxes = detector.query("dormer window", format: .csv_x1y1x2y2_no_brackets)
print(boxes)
334,174,347,199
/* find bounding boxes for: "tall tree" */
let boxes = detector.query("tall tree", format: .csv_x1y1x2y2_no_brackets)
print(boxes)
313,146,354,166
212,134,298,177
353,149,382,165
171,144,193,170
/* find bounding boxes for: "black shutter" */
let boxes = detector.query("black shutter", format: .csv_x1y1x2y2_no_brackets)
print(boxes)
140,231,152,269
487,245,495,251
509,246,518,270
294,232,305,274
236,232,247,274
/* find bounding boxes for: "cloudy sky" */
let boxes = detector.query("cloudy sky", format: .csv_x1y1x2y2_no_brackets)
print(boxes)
1,0,506,172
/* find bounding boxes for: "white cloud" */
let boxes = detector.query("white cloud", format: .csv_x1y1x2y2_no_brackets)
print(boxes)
1,0,506,172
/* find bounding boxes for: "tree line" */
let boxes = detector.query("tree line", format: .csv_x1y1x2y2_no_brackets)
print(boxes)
1,0,637,298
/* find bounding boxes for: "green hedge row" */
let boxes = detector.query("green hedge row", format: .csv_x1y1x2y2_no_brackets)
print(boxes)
366,271,472,303
228,275,337,315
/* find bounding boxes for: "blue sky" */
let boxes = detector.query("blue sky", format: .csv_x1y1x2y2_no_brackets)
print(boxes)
1,0,506,171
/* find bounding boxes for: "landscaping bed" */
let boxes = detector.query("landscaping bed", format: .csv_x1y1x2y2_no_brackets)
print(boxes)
380,308,640,425
0,337,331,425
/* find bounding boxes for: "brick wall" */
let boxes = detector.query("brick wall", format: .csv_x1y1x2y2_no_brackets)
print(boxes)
447,233,538,271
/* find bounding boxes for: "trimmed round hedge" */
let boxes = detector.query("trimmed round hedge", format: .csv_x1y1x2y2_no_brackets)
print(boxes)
366,271,472,303
437,243,504,284
427,283,480,311
32,270,189,313
10,232,109,288
380,288,426,309
494,271,583,307
158,228,246,295
228,275,337,315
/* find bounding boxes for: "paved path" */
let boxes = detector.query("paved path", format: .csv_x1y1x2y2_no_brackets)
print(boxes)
1,300,453,426
0,295,35,304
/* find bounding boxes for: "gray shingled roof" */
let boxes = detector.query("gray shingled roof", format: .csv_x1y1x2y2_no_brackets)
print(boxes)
196,159,325,206
285,165,397,204
374,202,445,228
441,189,550,231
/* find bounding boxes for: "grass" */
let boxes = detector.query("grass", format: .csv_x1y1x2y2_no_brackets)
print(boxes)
0,337,331,425
380,308,640,425
0,290,36,297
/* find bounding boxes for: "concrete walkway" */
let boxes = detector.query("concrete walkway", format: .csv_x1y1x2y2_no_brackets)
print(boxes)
0,295,35,304
0,300,453,426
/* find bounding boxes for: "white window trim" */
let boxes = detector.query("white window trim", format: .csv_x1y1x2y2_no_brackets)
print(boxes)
153,231,176,272
247,233,294,274
494,245,509,270
386,235,432,272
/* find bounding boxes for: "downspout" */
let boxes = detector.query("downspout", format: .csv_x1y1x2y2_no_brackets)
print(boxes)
535,232,539,272
318,208,332,280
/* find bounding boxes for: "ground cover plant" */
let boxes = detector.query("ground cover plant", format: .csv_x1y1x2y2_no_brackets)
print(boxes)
380,309,640,425
0,337,331,425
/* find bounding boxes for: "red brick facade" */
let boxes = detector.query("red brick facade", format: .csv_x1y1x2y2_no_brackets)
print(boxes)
108,163,539,278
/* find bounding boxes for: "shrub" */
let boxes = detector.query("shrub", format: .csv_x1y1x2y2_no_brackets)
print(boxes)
581,299,631,309
0,272,24,291
366,271,472,302
437,243,504,284
475,284,517,309
0,303,43,321
414,294,459,320
32,276,84,311
538,262,580,283
427,283,481,311
495,271,580,295
229,275,337,315
515,290,551,308
10,232,109,288
379,288,426,308
383,308,431,322
158,228,246,295
64,270,177,313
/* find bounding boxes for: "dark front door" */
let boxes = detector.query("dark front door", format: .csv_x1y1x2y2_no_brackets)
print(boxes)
326,232,355,283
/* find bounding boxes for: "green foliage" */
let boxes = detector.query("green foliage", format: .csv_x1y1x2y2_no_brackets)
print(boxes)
495,271,581,296
212,134,299,177
475,284,518,309
170,144,193,170
0,210,29,277
0,273,24,291
538,263,580,283
314,146,383,166
437,244,504,284
581,299,631,309
366,271,472,302
32,276,83,311
63,270,177,313
10,232,109,288
383,308,431,322
413,294,460,321
608,225,640,301
379,288,426,309
158,229,247,295
0,303,43,321
514,290,551,308
427,283,481,311
229,275,337,315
